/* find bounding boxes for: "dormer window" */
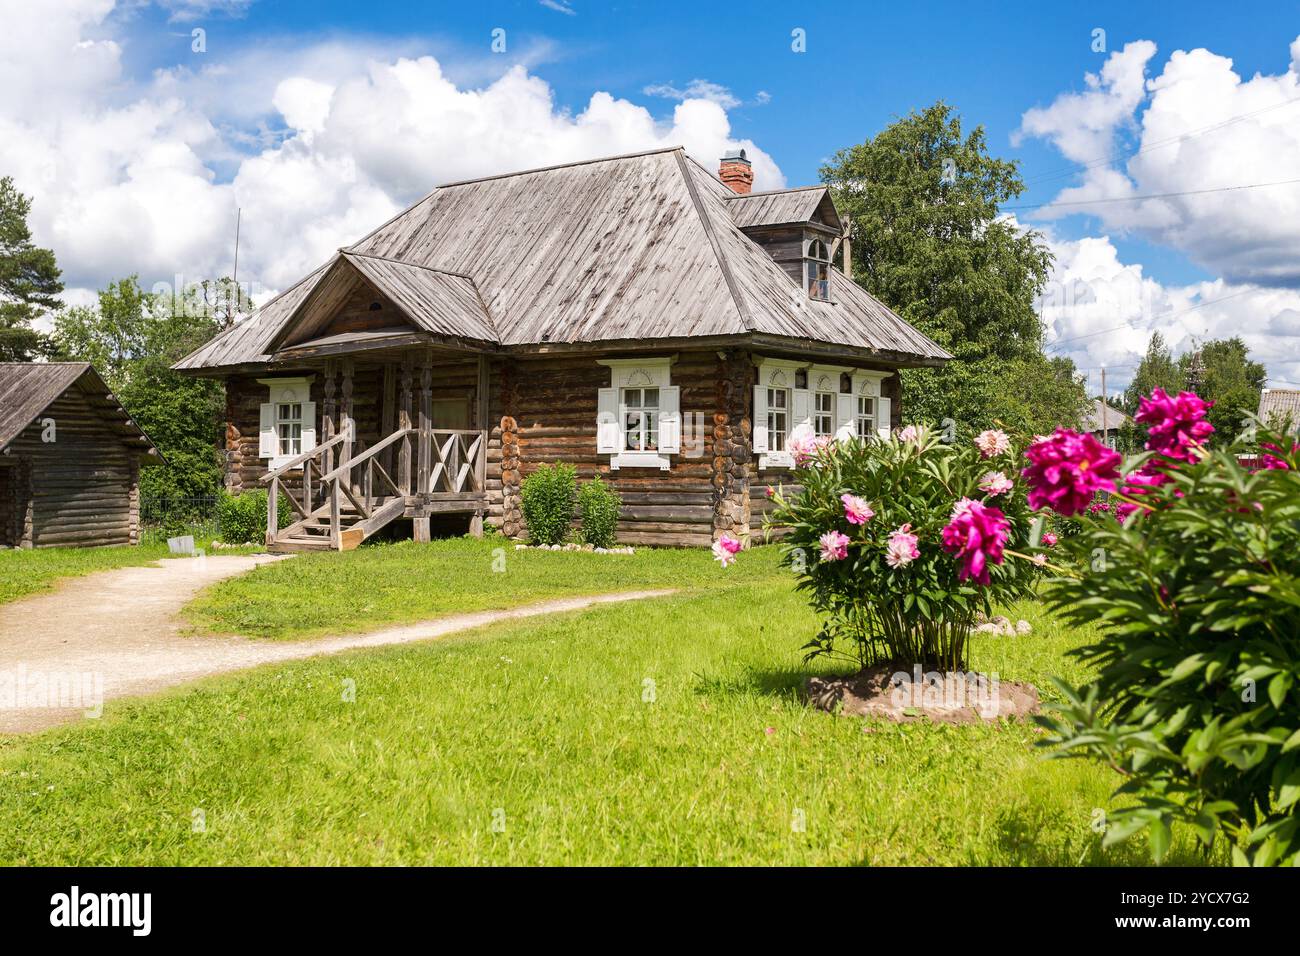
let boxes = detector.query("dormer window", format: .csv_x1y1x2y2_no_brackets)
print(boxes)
806,239,830,301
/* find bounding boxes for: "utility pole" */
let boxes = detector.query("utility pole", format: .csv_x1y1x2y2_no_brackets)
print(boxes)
1101,366,1109,444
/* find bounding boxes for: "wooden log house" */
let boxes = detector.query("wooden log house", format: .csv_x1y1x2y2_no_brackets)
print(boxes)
0,363,161,549
174,147,950,551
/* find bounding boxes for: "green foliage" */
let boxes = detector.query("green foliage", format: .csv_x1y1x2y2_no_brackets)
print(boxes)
1039,424,1300,866
52,275,250,500
1123,333,1265,443
520,462,577,545
216,489,289,545
0,176,63,360
577,475,621,549
768,430,1043,670
821,101,1088,435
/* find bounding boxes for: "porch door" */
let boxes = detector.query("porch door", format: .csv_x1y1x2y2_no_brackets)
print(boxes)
0,463,14,548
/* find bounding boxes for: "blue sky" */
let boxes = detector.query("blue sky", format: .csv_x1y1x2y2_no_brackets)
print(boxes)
7,0,1300,389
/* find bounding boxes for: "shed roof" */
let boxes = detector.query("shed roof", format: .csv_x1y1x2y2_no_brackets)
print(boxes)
723,185,840,231
0,363,161,462
1083,398,1132,433
175,146,949,372
1259,388,1300,425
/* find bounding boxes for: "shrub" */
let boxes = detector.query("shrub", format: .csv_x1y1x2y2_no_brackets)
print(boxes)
578,476,622,548
217,489,290,544
1035,399,1300,866
766,426,1044,671
520,463,577,546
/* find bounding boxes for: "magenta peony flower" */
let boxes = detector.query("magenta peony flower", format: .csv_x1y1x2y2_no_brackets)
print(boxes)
840,493,875,525
1040,531,1058,547
979,470,1014,497
1021,428,1123,517
712,534,742,567
951,496,978,520
941,499,1010,585
818,530,851,562
885,523,920,569
1114,465,1169,521
975,429,1011,458
1135,388,1214,462
1259,442,1297,471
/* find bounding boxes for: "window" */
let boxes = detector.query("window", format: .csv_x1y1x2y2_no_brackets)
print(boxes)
806,238,830,301
623,387,659,452
814,390,834,438
855,396,875,438
596,359,680,470
276,401,303,456
766,387,790,451
258,376,316,469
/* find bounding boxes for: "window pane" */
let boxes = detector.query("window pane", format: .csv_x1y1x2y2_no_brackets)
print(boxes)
624,388,642,409
643,388,658,408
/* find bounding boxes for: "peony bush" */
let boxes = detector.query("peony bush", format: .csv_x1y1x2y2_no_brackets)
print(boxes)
760,425,1050,671
1030,389,1300,866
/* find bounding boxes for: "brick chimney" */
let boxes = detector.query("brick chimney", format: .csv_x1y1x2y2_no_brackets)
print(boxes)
719,149,753,195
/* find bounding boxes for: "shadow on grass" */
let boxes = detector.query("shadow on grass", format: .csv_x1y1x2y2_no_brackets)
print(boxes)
989,805,1218,867
692,663,856,701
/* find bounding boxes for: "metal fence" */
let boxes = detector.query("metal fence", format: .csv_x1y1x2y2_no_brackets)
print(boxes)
140,495,220,527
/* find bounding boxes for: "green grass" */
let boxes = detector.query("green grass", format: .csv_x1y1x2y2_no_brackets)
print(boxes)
182,536,769,639
0,533,257,606
0,542,1225,865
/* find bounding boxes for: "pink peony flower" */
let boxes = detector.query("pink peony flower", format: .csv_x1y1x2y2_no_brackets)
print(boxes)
898,424,921,443
712,534,742,567
1135,388,1214,462
1259,442,1297,471
841,493,875,525
941,499,1010,585
975,429,1011,458
790,433,831,467
951,496,978,520
979,470,1014,497
1022,428,1123,517
885,523,920,568
818,530,851,562
1032,553,1048,567
1040,531,1058,547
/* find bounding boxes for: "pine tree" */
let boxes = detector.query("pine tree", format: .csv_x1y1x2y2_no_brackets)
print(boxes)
0,176,63,360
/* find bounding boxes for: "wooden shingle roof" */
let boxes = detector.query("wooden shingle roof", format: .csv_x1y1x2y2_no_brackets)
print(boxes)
1259,388,1300,426
1083,398,1132,433
0,363,161,462
723,185,840,231
175,146,950,372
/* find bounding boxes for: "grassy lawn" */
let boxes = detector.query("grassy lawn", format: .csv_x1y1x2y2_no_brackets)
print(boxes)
182,536,763,639
0,533,255,607
0,541,1224,865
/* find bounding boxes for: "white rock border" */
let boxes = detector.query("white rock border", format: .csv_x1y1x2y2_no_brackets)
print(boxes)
514,543,635,555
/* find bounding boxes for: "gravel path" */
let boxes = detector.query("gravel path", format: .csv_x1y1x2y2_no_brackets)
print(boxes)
0,554,672,734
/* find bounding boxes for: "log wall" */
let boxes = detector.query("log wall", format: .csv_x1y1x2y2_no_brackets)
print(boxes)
4,392,142,548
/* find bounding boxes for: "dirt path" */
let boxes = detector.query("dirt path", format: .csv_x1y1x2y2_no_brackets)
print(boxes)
0,555,673,734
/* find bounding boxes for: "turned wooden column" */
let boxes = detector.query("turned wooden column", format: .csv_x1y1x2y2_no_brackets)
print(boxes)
498,360,523,539
398,357,414,495
417,350,433,496
322,360,338,477
340,357,355,467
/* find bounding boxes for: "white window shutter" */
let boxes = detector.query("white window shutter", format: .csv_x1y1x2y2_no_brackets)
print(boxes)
752,385,768,453
792,388,812,431
597,388,620,454
658,386,681,454
835,391,855,441
259,403,276,458
300,401,317,453
876,396,893,439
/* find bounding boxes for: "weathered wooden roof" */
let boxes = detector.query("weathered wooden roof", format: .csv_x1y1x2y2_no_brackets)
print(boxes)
724,185,840,231
1259,388,1300,425
176,146,949,371
1083,398,1132,433
0,363,161,462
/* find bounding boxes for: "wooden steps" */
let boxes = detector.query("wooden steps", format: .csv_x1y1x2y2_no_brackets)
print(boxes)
268,496,401,553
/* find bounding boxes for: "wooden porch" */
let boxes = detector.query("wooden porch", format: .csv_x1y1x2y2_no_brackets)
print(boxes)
260,349,490,552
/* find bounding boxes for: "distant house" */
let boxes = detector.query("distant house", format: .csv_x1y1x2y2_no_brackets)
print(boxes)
0,363,161,549
1258,388,1300,430
1084,398,1131,449
175,146,950,551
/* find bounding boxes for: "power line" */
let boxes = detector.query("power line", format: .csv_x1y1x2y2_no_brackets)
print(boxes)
1043,287,1256,352
1006,177,1300,212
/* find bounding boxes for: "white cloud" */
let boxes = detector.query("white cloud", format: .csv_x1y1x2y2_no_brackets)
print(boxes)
538,0,575,15
0,0,784,306
1016,36,1300,287
1032,222,1300,392
645,79,741,110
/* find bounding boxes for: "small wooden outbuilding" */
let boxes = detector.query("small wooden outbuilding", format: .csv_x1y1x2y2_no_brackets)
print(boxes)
0,363,161,549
